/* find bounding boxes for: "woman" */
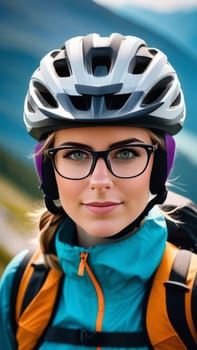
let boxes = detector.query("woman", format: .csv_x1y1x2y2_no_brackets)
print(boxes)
0,33,195,349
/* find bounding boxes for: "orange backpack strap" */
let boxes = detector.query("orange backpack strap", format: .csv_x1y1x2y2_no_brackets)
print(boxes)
11,248,63,350
146,242,197,350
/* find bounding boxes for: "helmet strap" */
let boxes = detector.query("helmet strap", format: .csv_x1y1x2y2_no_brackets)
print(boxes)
44,194,64,215
106,188,167,239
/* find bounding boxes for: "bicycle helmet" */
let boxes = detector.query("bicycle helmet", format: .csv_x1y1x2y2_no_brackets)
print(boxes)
24,33,185,140
24,33,186,238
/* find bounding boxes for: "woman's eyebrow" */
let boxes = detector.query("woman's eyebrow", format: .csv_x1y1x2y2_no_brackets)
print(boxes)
109,138,144,148
58,138,144,149
59,142,92,148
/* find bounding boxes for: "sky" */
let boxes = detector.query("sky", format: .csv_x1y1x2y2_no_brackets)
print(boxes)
94,0,197,11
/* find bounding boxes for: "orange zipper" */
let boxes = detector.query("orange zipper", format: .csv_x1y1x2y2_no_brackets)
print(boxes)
78,252,89,276
78,252,104,350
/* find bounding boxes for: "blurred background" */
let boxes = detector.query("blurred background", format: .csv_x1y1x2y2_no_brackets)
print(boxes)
0,0,197,273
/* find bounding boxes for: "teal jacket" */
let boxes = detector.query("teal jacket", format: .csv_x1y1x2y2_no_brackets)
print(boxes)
0,207,167,349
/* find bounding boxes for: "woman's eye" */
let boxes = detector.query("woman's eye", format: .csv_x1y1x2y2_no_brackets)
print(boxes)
65,150,88,160
115,148,137,160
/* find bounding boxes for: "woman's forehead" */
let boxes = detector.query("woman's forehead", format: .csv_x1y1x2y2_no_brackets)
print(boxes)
53,126,152,147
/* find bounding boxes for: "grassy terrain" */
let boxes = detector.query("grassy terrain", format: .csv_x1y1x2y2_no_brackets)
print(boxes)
0,176,42,275
0,176,39,229
0,146,43,276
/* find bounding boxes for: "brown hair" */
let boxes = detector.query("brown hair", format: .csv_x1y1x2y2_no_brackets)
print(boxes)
35,132,64,270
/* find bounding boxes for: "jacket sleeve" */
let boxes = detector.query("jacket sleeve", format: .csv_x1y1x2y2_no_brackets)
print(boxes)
0,250,28,350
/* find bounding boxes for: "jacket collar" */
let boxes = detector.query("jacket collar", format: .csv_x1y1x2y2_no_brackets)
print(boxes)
55,207,167,289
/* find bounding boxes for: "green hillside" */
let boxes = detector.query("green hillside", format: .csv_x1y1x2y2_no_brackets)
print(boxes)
0,146,41,274
0,145,42,199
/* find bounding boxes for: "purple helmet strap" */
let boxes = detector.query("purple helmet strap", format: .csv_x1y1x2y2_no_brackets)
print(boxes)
150,133,175,194
34,142,44,182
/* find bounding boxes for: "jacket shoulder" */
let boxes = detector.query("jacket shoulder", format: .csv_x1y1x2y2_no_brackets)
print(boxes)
0,250,29,350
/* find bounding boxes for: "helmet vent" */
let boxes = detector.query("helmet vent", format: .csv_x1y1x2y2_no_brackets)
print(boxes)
92,55,111,76
171,92,181,107
33,82,58,108
149,49,158,56
54,58,71,77
129,46,158,74
129,56,152,74
27,100,35,113
142,76,174,105
105,94,130,110
69,95,91,111
50,50,61,58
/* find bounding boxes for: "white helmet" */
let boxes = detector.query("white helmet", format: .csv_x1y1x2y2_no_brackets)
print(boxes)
24,33,185,141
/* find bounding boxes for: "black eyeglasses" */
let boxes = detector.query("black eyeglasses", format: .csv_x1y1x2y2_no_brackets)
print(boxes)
47,143,158,180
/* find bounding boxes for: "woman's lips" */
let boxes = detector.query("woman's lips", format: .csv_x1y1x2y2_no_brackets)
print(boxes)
83,202,122,214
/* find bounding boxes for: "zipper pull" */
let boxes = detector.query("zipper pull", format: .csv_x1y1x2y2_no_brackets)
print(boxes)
78,252,89,276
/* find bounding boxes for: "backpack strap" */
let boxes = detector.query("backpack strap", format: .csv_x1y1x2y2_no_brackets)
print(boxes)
43,327,150,348
10,249,36,335
192,273,197,333
165,248,197,348
146,242,197,350
12,248,63,350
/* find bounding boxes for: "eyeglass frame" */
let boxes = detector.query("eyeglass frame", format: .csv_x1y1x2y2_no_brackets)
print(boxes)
46,143,158,180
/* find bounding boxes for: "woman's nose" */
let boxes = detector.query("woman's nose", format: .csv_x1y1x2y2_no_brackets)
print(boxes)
89,157,113,190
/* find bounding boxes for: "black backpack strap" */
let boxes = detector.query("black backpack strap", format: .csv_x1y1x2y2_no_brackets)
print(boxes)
21,262,49,314
164,249,197,349
43,327,150,348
